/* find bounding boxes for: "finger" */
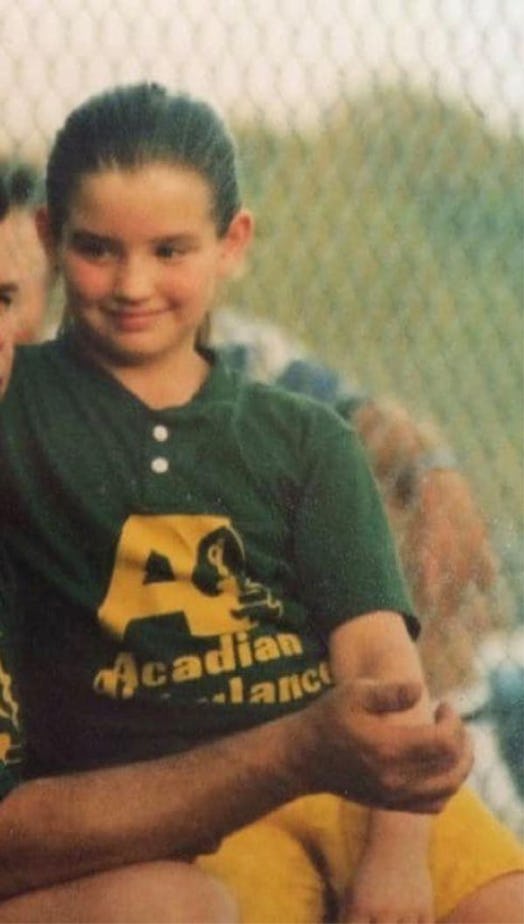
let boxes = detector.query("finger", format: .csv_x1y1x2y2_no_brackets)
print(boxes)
359,680,423,715
390,795,448,814
392,714,465,766
386,775,460,813
386,707,473,779
404,731,470,775
390,739,474,813
433,700,469,737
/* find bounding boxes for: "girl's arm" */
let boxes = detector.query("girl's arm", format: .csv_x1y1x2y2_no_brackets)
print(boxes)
330,611,435,924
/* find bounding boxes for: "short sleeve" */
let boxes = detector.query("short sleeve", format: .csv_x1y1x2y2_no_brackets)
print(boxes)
293,406,418,637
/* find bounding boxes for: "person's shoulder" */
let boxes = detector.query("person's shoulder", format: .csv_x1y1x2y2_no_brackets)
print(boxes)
1,339,67,418
210,348,360,449
12,337,63,373
12,336,73,381
211,311,369,418
232,364,329,414
233,369,353,445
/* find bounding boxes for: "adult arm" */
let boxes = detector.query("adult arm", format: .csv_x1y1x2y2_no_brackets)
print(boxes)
0,678,472,900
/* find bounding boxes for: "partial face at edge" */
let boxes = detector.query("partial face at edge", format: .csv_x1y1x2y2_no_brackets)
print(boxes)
0,209,50,345
0,277,15,396
0,308,14,398
0,215,26,397
41,163,253,370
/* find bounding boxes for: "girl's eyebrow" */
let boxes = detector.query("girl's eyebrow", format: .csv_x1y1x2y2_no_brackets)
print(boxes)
69,229,115,246
150,233,198,245
69,230,198,246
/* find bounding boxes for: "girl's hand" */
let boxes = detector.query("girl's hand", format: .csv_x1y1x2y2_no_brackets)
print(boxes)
340,848,434,923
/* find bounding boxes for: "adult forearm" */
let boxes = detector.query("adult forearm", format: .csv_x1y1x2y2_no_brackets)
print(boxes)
0,713,310,898
0,677,472,899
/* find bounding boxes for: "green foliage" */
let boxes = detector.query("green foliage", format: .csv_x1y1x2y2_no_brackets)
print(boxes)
230,88,523,528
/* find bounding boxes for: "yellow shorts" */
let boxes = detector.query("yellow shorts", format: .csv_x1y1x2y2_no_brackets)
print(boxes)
198,787,523,923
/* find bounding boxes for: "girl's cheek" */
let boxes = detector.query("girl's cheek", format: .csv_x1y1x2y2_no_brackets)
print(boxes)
64,259,110,299
168,264,216,298
161,270,194,300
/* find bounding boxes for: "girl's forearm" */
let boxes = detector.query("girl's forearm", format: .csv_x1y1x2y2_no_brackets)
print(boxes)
329,611,433,859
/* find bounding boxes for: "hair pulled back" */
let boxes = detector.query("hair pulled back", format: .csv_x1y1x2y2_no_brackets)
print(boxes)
0,160,45,221
46,82,241,238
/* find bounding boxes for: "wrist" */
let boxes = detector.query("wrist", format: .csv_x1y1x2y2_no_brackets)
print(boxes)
366,808,431,851
282,690,358,798
281,702,327,796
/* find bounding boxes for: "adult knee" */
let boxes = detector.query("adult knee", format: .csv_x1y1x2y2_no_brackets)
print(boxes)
99,861,239,923
443,872,524,924
0,862,239,924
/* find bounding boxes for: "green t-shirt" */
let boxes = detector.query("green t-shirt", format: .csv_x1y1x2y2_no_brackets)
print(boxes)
0,335,415,773
0,550,23,798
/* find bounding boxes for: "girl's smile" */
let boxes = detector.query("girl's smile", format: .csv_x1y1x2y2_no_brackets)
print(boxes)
101,305,175,334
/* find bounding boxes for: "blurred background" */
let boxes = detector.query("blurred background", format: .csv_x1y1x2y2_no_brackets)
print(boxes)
1,0,522,834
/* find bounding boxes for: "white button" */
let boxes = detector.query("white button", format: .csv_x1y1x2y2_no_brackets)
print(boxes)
151,457,169,474
153,425,169,442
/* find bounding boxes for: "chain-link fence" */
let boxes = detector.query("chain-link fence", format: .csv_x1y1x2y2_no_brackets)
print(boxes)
1,0,523,835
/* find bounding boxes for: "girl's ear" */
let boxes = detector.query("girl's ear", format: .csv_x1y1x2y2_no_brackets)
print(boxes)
219,209,254,279
35,206,59,263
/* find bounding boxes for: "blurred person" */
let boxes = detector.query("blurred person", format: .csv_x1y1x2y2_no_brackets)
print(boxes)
0,159,50,344
0,83,521,924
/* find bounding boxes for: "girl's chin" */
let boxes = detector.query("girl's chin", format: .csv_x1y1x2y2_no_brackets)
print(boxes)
106,312,165,334
73,322,196,369
73,324,149,364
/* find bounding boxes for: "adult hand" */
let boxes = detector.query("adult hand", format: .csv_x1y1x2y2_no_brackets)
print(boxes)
301,680,473,814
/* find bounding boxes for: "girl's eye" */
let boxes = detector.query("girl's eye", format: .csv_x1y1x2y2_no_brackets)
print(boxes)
155,242,190,260
0,291,15,313
156,245,176,259
82,243,111,260
70,236,115,261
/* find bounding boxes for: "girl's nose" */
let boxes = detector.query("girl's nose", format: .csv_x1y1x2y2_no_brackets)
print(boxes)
112,256,153,303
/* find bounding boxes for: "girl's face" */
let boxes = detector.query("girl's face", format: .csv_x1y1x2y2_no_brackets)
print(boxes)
45,163,251,370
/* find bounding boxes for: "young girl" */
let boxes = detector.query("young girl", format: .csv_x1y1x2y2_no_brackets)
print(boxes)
0,83,522,923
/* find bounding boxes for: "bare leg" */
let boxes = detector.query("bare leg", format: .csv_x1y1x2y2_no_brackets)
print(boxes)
0,860,238,923
442,872,524,924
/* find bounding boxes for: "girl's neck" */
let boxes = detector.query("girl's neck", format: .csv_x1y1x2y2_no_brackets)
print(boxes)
76,333,211,410
109,352,210,410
